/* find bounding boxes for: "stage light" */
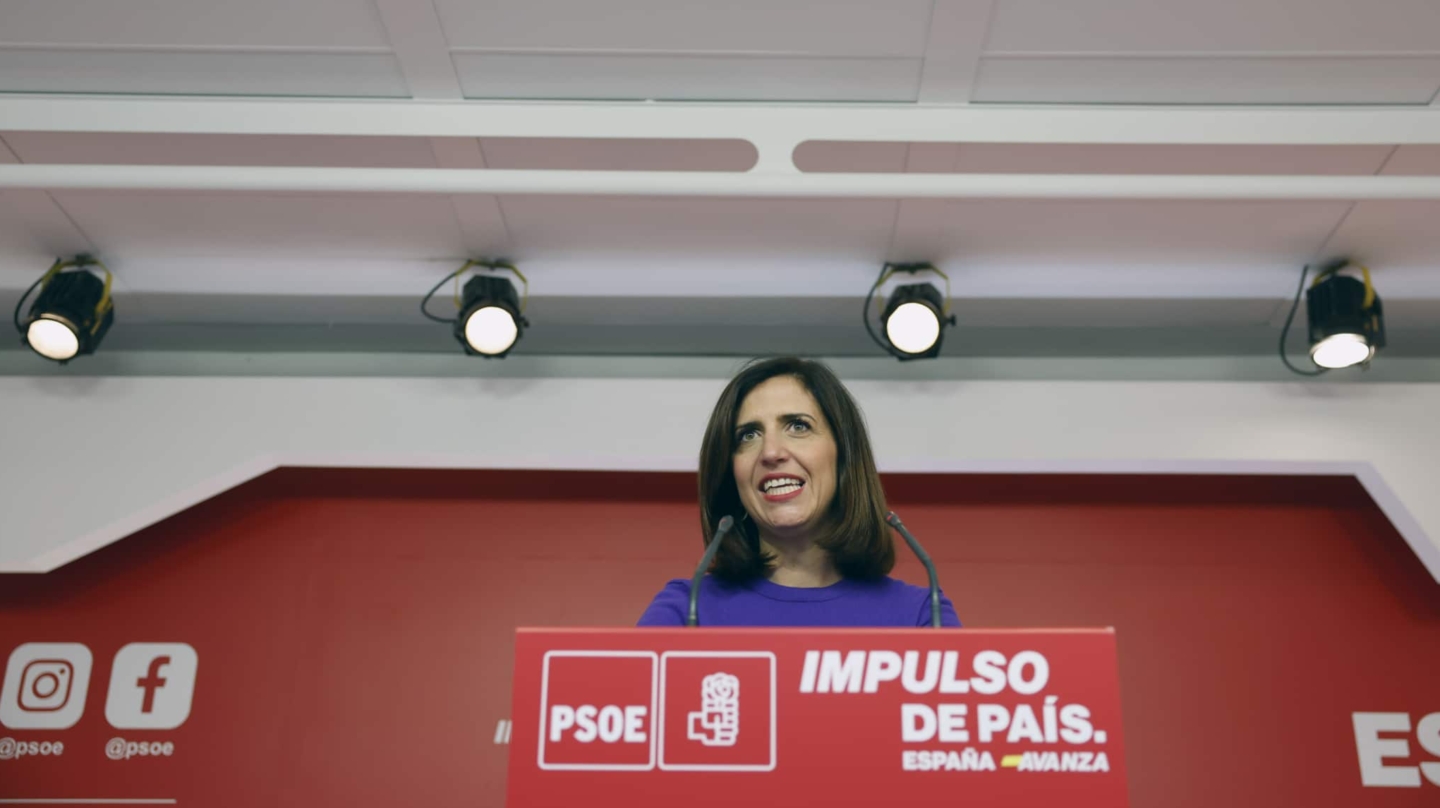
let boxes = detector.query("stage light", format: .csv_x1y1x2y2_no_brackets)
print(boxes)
12,255,115,364
1279,260,1384,376
1307,266,1384,369
864,262,956,361
421,260,529,358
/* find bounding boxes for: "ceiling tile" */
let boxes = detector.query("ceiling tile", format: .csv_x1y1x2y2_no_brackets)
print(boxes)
793,142,910,173
796,143,1394,175
987,0,1440,54
0,50,409,97
0,192,79,259
1381,145,1440,175
454,53,921,101
0,0,391,49
435,0,933,56
973,55,1440,104
48,192,468,259
891,199,1351,268
950,298,1283,328
3,133,440,168
1323,201,1440,271
947,144,1395,175
496,196,897,259
479,138,756,171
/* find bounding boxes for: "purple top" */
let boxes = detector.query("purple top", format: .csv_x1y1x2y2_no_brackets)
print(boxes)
636,575,962,627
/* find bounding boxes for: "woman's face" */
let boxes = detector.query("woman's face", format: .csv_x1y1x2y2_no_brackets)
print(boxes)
731,375,839,543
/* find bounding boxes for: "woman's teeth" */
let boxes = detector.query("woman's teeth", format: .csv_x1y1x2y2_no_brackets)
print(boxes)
763,478,803,495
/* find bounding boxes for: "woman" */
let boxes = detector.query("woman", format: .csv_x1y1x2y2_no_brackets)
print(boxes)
638,357,961,627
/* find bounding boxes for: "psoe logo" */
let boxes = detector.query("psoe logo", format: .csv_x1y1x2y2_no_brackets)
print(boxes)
687,672,740,747
659,651,775,772
106,644,198,730
1352,712,1440,787
0,644,93,730
538,651,657,771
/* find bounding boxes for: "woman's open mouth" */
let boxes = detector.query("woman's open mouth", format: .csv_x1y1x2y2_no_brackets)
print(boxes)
760,476,805,502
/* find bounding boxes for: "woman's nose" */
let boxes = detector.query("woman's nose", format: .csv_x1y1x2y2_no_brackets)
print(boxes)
759,433,789,464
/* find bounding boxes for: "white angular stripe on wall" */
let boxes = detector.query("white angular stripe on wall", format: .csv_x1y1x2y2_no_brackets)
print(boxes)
0,375,1436,586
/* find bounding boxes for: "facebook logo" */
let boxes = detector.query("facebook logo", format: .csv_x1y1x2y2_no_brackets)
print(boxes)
105,643,198,730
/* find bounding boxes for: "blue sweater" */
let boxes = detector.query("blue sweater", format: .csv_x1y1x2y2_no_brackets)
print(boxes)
637,575,962,627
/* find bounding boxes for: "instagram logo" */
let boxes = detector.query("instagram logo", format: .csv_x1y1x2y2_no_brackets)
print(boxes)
1,644,93,730
19,660,74,712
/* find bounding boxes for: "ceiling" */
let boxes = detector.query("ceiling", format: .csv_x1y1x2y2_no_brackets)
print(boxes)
2,0,1440,371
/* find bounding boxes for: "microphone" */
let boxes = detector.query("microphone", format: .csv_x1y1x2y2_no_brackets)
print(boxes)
885,511,943,628
687,515,736,627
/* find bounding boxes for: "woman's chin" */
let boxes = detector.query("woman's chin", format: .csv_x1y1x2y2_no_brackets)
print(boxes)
756,513,820,540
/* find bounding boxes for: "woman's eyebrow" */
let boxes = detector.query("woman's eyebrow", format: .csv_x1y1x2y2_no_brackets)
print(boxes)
736,413,814,433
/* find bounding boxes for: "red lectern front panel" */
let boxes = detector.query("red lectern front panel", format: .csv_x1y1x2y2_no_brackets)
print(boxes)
507,627,1128,807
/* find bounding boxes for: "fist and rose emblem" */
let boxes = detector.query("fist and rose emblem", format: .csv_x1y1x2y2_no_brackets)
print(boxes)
687,672,740,747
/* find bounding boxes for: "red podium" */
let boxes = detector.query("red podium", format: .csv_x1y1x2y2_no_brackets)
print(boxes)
506,628,1128,807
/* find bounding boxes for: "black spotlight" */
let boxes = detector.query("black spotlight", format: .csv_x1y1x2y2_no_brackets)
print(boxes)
421,260,529,358
864,262,956,361
13,256,115,364
455,274,527,357
1307,266,1384,370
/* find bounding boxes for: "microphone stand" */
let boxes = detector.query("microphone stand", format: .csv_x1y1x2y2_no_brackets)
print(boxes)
687,515,735,627
885,511,943,628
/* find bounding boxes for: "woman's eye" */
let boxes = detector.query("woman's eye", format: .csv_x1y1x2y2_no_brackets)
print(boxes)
736,429,758,443
788,420,811,433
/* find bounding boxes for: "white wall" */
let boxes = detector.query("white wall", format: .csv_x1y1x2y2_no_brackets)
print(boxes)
2,374,1437,585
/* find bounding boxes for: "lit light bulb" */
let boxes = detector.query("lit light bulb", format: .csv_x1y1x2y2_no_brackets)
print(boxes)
885,302,941,354
1310,332,1373,369
463,306,519,355
27,317,80,361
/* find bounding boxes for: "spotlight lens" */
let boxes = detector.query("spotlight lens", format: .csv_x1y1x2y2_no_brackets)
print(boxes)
27,317,80,361
463,306,519,355
885,301,942,354
1311,332,1373,369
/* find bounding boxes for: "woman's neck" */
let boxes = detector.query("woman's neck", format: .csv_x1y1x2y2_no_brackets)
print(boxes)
760,533,841,588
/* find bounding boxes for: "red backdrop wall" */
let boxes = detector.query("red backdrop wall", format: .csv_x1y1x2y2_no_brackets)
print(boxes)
1,469,1437,806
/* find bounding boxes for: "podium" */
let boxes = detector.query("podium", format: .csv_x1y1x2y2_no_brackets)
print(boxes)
506,627,1128,807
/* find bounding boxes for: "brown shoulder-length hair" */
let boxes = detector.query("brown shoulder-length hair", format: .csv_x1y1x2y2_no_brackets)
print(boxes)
698,357,894,581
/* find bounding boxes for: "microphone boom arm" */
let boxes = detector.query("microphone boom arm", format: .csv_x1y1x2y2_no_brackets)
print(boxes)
885,511,943,628
687,515,735,627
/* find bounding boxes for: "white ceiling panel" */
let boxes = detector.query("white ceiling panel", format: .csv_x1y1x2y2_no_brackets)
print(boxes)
890,199,1350,266
496,196,897,258
2,133,440,168
47,192,469,259
796,143,1394,175
435,0,933,56
478,138,756,171
973,56,1440,104
454,53,921,101
0,50,410,97
0,0,392,48
986,0,1440,54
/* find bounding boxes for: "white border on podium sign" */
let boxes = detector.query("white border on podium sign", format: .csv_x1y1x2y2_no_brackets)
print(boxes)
537,650,659,771
658,651,778,772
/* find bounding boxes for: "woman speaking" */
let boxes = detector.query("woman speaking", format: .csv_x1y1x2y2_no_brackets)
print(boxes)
638,357,961,627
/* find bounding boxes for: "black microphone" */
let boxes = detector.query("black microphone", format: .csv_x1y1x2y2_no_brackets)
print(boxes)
687,515,735,627
885,511,943,628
